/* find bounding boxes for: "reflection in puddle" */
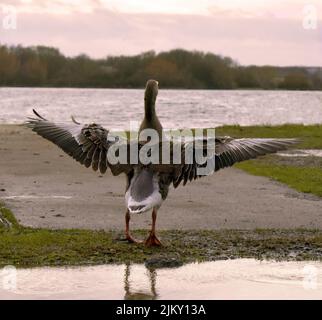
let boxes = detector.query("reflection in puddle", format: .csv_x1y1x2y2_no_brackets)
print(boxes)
124,264,158,300
1,259,322,299
278,149,322,158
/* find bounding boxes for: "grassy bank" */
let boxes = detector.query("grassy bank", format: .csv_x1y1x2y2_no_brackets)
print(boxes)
1,204,322,268
217,124,322,197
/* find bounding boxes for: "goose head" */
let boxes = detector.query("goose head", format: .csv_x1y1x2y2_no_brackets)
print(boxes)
144,79,159,107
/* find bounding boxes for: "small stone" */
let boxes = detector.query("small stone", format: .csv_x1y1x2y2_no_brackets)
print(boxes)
145,257,183,269
216,255,229,260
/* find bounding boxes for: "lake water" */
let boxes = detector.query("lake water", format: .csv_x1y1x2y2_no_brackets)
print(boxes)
1,259,322,300
1,88,322,129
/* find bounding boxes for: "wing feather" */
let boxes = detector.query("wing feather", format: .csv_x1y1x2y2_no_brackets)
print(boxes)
165,136,298,188
26,109,131,175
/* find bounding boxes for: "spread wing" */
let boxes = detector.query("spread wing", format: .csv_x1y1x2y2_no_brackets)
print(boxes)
168,136,298,188
26,109,132,176
26,110,298,185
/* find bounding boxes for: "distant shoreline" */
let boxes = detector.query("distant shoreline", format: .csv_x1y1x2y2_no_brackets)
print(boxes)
1,46,321,90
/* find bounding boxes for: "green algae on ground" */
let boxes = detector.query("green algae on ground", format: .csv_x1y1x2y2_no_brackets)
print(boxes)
1,205,322,268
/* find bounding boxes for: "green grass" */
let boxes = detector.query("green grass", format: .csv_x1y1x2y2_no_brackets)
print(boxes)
216,124,322,198
1,204,322,268
237,160,322,197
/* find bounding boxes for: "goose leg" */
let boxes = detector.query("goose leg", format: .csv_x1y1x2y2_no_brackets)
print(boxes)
125,209,142,244
145,208,162,246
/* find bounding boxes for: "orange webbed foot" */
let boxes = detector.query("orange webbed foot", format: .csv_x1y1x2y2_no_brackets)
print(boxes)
144,232,162,247
126,234,143,244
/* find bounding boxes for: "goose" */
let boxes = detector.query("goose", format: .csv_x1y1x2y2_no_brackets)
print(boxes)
26,79,297,246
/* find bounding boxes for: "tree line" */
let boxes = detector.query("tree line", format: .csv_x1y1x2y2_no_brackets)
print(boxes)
0,44,321,90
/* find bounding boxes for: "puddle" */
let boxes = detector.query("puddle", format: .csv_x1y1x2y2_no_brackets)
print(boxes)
1,259,322,299
278,149,322,158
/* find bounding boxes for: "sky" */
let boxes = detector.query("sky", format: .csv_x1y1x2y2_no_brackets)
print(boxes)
0,0,321,66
